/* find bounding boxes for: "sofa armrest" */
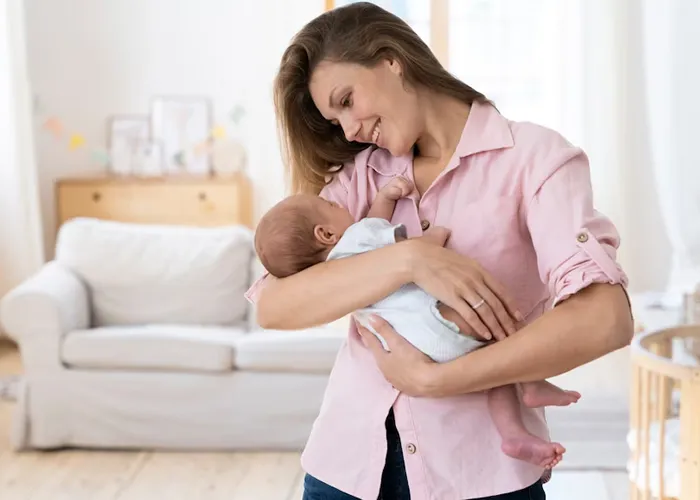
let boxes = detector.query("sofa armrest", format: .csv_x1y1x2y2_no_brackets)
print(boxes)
0,261,89,370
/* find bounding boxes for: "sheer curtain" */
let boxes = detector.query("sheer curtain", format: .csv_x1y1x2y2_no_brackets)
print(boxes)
0,0,44,302
448,0,683,293
641,0,700,298
334,0,689,294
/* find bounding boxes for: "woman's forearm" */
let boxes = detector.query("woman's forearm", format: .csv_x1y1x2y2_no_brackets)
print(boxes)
425,283,634,397
256,241,414,330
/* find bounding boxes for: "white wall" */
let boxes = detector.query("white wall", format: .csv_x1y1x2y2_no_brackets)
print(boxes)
24,0,324,255
22,0,678,293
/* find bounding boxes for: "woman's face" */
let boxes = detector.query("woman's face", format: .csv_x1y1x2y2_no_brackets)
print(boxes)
309,59,422,157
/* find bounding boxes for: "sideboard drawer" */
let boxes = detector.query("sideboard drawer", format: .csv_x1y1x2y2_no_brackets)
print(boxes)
56,175,252,228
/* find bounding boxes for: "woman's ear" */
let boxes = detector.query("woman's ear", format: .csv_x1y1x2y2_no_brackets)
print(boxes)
387,58,403,77
314,224,340,245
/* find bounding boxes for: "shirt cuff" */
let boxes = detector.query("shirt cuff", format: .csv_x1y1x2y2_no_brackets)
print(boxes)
550,229,629,307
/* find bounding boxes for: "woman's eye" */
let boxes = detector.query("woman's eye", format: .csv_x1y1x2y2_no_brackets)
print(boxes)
341,94,352,107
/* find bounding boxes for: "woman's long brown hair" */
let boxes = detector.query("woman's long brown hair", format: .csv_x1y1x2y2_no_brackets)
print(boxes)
274,2,488,194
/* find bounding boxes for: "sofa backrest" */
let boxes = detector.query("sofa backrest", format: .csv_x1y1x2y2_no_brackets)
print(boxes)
55,218,254,327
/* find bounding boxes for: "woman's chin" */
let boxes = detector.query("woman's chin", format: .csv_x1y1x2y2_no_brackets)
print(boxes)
387,142,412,158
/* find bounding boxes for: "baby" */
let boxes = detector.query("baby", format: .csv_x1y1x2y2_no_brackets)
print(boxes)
254,177,580,470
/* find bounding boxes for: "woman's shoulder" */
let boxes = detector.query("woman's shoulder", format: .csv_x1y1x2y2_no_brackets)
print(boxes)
508,119,577,157
505,119,588,197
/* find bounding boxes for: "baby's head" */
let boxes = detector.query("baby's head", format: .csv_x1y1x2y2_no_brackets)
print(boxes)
254,194,355,278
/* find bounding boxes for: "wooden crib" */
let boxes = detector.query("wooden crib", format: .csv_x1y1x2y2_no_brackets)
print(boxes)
629,325,700,499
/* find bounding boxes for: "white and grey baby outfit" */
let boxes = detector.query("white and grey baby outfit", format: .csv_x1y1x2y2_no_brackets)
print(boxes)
327,218,485,363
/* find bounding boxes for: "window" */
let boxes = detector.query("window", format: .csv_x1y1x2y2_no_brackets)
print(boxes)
330,1,432,49
448,0,584,140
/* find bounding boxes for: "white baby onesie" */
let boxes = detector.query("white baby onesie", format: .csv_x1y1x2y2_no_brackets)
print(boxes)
327,218,485,363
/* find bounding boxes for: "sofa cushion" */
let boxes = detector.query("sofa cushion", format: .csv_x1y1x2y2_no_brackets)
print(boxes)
61,325,244,373
55,218,254,327
233,327,345,373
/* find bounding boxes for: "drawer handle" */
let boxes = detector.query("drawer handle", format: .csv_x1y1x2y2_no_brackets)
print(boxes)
198,192,207,201
92,192,101,202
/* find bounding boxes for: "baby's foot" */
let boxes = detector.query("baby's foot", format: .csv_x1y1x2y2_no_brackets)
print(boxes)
522,381,580,408
502,436,565,469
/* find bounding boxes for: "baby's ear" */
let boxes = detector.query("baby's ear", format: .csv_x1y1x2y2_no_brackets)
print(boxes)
314,224,339,245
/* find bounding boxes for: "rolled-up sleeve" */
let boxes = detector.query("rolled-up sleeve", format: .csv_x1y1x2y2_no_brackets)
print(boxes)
244,170,351,305
524,143,629,307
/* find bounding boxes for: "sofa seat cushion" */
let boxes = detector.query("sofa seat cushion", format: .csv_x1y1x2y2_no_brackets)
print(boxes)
62,325,245,373
233,327,345,373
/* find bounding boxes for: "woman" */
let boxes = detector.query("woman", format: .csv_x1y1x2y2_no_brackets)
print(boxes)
247,3,633,499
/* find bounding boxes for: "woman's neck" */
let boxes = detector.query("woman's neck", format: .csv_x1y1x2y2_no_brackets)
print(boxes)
414,91,471,161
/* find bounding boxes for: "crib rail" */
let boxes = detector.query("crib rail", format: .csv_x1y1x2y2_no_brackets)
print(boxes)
630,326,700,500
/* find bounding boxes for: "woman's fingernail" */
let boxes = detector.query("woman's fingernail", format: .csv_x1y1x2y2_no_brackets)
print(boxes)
369,315,380,327
516,311,524,321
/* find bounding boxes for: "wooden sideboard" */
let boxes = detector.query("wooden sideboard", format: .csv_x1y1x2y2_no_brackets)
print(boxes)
55,174,253,229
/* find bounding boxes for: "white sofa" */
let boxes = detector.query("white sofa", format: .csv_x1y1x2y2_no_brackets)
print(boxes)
0,218,344,451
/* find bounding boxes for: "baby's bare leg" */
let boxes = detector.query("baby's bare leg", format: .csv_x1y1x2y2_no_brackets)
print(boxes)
488,385,565,469
521,381,581,408
439,304,580,406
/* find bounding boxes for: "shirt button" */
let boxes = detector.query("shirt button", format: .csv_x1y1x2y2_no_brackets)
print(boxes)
576,232,589,243
420,220,430,231
406,443,417,454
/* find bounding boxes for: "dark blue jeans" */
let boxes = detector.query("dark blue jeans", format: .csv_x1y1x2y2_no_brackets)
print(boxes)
302,410,546,500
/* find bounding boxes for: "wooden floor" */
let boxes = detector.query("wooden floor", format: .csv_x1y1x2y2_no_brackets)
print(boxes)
0,340,305,500
0,339,630,499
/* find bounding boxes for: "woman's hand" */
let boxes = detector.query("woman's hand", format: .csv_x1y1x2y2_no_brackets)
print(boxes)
355,315,440,397
404,235,522,341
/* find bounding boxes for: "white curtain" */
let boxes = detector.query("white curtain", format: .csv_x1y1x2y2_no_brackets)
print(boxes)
448,0,652,290
0,0,44,299
641,0,700,297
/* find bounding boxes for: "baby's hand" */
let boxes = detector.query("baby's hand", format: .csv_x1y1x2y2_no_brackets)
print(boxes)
378,176,413,201
417,226,451,247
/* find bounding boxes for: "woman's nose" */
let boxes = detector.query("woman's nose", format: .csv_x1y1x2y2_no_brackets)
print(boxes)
340,115,361,142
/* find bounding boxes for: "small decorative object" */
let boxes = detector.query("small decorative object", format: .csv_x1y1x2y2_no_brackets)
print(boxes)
107,115,150,176
132,139,165,178
151,96,212,176
212,138,247,176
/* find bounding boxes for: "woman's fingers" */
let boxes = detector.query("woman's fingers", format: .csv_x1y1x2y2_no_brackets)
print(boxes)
464,291,507,341
367,315,435,361
482,274,523,322
473,283,517,336
354,322,386,357
448,298,492,341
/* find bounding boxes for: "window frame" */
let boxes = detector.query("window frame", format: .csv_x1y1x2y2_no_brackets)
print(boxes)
324,0,449,66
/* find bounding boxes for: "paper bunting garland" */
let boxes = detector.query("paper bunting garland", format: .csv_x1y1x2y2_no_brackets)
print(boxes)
229,105,245,124
34,100,246,171
42,117,63,138
69,134,86,151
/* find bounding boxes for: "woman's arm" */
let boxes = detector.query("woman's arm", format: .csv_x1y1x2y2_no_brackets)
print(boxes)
357,282,632,397
256,231,521,337
256,242,412,329
431,282,633,395
356,132,632,396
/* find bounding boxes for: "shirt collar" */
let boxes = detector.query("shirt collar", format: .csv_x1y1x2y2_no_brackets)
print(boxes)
366,100,514,176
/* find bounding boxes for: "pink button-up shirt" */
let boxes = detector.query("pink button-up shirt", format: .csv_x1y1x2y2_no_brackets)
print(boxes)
246,101,628,499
